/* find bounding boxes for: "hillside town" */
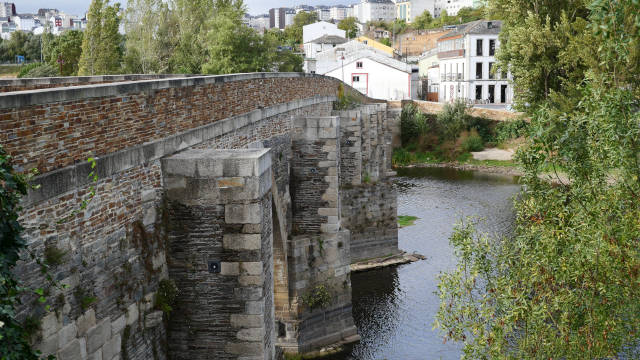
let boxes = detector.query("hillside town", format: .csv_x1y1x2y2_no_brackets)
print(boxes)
0,0,510,107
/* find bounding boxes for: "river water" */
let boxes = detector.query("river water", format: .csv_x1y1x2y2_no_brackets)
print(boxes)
337,166,521,360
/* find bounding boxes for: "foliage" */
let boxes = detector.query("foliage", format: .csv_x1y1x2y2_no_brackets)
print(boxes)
0,145,44,359
460,131,484,152
436,99,471,140
202,1,272,74
167,0,214,74
20,64,60,78
400,103,431,145
123,0,174,74
0,31,42,63
302,284,331,310
333,84,361,110
436,0,640,357
412,10,434,30
398,215,419,228
494,119,529,145
283,11,318,45
379,37,391,47
17,63,44,78
154,279,178,317
78,0,123,75
338,17,358,39
45,30,84,76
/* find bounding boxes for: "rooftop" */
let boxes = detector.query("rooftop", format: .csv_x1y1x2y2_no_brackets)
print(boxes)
438,20,502,41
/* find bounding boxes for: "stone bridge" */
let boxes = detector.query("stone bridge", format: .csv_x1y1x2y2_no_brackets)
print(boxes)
0,73,399,359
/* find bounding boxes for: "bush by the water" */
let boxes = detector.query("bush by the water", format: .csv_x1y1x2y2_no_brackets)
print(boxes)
437,99,472,140
461,131,484,152
400,103,433,145
494,119,529,145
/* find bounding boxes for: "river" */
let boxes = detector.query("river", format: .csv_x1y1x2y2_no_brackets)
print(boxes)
337,166,521,360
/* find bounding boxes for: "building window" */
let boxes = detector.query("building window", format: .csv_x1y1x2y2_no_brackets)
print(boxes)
475,85,482,100
489,39,496,56
352,75,360,82
476,39,483,56
356,61,363,69
488,62,494,79
476,62,482,79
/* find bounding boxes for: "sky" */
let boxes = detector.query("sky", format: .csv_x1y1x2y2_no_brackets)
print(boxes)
15,0,359,16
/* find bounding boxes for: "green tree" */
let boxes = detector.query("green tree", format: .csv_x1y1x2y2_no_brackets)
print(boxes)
168,0,214,73
123,0,174,73
338,17,358,39
202,0,270,74
48,30,84,76
436,0,640,358
412,10,433,29
78,0,123,75
283,11,318,45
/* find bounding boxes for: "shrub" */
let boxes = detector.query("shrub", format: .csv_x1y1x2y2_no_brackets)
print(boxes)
19,64,59,78
155,278,179,317
436,99,471,140
302,284,331,310
17,62,43,78
392,148,413,166
494,119,529,145
461,131,484,152
334,83,361,110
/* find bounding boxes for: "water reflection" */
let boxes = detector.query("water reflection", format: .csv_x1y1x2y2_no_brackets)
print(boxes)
338,166,521,360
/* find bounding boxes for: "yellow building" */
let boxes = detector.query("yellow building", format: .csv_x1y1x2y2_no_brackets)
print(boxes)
355,36,395,57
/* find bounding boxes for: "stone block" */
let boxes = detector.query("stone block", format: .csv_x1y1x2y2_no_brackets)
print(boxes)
111,315,125,335
217,177,245,188
86,319,111,354
88,350,102,360
126,303,139,326
37,333,59,356
240,262,263,275
237,328,264,341
57,338,87,360
225,342,263,356
58,322,78,349
234,287,263,301
142,206,156,226
242,223,262,234
221,262,240,276
244,300,265,315
77,309,96,337
102,334,121,360
141,189,155,203
41,312,61,339
321,224,340,233
318,208,337,216
225,203,261,224
223,234,261,251
230,314,263,329
238,275,264,286
318,127,337,139
144,311,163,328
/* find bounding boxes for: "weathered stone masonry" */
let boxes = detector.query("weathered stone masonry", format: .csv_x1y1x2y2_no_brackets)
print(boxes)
1,73,398,360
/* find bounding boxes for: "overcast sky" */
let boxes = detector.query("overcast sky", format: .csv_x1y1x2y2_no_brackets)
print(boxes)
15,0,359,16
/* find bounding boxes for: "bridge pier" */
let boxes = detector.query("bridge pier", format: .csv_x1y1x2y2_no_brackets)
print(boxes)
162,149,275,360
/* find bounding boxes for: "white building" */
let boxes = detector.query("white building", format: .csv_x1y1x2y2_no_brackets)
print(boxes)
304,34,348,60
0,2,15,17
329,6,352,21
437,20,512,104
434,0,475,16
14,15,35,31
303,21,346,45
1,20,15,39
308,40,418,100
396,0,436,23
353,0,396,23
316,8,331,21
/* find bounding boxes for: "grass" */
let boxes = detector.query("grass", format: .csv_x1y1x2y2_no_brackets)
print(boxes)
398,215,419,228
0,65,20,78
393,148,518,169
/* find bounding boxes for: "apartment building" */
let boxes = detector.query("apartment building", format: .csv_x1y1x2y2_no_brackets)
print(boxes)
353,0,396,23
437,20,512,104
396,0,436,23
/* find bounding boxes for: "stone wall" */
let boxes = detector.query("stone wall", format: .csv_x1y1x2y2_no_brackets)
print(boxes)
162,149,275,360
7,73,339,360
335,104,399,263
0,74,185,92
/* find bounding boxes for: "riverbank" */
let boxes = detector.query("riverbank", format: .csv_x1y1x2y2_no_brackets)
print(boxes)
398,161,524,177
